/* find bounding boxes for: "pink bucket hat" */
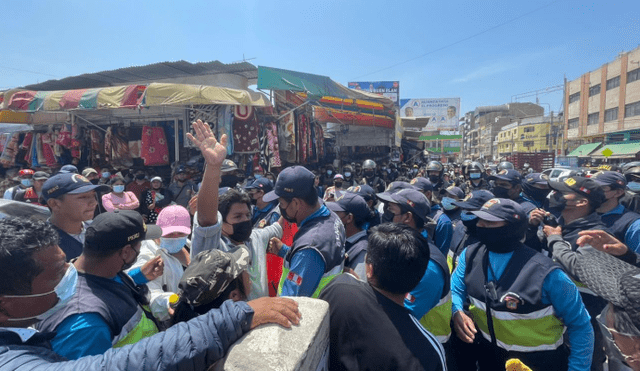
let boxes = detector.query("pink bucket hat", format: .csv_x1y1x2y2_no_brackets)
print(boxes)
156,205,191,236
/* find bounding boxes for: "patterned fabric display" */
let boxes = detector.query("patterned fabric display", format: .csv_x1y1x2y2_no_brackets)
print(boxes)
266,122,281,168
232,106,260,153
141,126,169,166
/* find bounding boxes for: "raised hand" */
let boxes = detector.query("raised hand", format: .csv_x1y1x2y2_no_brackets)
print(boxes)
186,119,228,167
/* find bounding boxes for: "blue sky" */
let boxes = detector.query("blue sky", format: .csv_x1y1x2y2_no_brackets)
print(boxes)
1,0,639,117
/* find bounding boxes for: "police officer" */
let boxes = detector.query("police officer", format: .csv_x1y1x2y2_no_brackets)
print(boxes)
441,186,465,226
265,166,346,298
488,169,537,216
426,161,449,199
521,173,551,209
245,177,280,229
497,161,515,171
591,171,640,253
411,177,453,256
341,164,358,188
361,159,385,192
346,184,380,231
452,198,593,371
466,161,491,193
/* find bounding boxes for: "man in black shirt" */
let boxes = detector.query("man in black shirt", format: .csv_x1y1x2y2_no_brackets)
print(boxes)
320,223,446,371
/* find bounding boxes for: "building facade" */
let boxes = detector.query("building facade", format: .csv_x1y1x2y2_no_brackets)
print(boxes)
497,115,561,157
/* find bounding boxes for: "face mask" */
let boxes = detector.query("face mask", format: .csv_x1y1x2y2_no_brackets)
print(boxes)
279,203,297,223
250,196,258,206
5,265,78,322
228,220,253,242
548,191,568,212
326,170,333,176
102,172,111,178
136,174,146,180
382,209,396,223
21,179,33,187
122,246,140,271
334,182,343,188
344,172,351,178
470,172,481,179
628,182,640,192
90,179,100,185
254,174,263,180
460,210,477,222
428,175,440,183
160,236,188,254
492,186,511,199
476,225,519,253
441,197,457,211
113,185,125,193
364,170,374,178
220,175,239,188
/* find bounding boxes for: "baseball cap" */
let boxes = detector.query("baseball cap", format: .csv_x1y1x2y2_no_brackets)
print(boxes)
42,173,110,201
18,169,35,177
444,186,465,199
175,165,187,174
59,165,79,174
81,168,98,178
377,189,430,223
85,210,162,252
178,246,251,306
326,193,370,222
150,176,163,183
381,181,416,195
346,184,376,202
523,173,549,186
333,174,344,180
548,176,606,208
33,171,50,181
263,166,315,202
489,169,523,184
471,198,526,224
245,177,274,193
410,177,433,192
591,171,627,189
453,190,495,210
156,205,191,236
221,159,238,174
574,248,640,334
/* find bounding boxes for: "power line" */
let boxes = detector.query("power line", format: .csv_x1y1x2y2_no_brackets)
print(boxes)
0,65,59,78
351,0,563,80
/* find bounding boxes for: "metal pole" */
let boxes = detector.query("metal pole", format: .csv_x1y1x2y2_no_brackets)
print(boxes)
174,118,179,164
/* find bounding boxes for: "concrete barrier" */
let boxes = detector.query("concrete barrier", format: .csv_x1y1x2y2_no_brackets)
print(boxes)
214,297,330,371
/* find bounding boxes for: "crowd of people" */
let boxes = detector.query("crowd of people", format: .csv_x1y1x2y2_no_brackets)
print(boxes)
1,119,640,370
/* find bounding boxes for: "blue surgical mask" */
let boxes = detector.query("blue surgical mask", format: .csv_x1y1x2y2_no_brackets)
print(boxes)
344,172,351,177
470,173,481,179
102,172,111,178
441,197,457,211
255,174,263,180
327,170,333,176
5,264,78,322
160,236,188,254
21,179,33,187
113,185,125,193
628,182,640,192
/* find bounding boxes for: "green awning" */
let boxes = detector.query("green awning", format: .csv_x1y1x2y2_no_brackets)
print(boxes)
257,66,393,107
567,142,602,157
591,141,640,158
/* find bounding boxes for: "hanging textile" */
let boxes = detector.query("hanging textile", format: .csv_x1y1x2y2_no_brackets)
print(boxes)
316,124,325,159
41,133,57,167
30,135,39,167
129,140,141,158
280,112,297,163
104,127,113,162
217,106,234,155
0,133,20,167
21,133,34,165
265,122,282,168
110,129,133,167
70,123,81,159
297,113,308,164
36,134,46,165
0,134,8,154
309,122,317,162
232,105,260,153
141,126,169,166
257,123,268,170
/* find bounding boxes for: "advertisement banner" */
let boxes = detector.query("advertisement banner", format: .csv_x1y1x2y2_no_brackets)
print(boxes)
399,98,461,130
348,81,400,106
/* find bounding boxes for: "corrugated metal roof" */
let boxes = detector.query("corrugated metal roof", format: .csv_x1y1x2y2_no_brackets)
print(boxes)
21,61,258,91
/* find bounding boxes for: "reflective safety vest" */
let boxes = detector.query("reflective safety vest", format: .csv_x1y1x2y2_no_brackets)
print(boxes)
417,242,452,343
465,243,565,352
278,263,342,298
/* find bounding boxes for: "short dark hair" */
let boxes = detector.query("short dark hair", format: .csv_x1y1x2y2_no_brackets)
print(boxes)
366,223,430,294
0,217,60,295
109,176,125,186
219,189,252,222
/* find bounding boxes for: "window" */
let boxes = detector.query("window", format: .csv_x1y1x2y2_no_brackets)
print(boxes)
523,141,534,147
520,134,525,140
626,101,640,118
606,76,620,90
569,92,580,104
628,68,640,84
587,112,599,125
568,118,579,129
589,84,601,97
604,107,619,122
524,127,535,133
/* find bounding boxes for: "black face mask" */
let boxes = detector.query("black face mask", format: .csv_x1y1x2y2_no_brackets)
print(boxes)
548,192,568,213
90,179,100,185
121,246,141,271
220,175,239,188
364,170,374,179
279,203,297,223
250,197,258,206
526,187,550,203
476,225,520,253
136,174,146,180
334,182,343,188
428,175,440,184
228,220,253,242
492,186,511,199
382,209,396,223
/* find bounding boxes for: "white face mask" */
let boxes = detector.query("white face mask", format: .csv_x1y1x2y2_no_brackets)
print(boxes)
113,185,125,193
160,236,188,254
5,264,78,322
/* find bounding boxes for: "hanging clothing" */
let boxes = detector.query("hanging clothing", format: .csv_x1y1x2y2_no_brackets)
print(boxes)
36,134,46,165
0,133,20,167
232,106,260,153
265,122,281,168
141,126,170,166
217,106,234,155
41,133,58,166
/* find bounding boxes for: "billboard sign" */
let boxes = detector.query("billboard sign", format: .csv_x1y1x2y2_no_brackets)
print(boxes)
399,98,461,130
348,81,400,106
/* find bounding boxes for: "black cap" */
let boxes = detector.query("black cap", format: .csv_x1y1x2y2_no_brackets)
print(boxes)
591,171,627,189
444,186,465,199
263,166,315,202
326,193,370,222
523,173,549,186
471,198,526,224
548,176,606,208
244,177,274,193
42,173,111,201
489,169,523,184
85,210,162,252
346,184,376,202
221,159,238,174
453,190,495,210
381,181,416,195
377,189,430,223
410,177,433,192
33,171,50,181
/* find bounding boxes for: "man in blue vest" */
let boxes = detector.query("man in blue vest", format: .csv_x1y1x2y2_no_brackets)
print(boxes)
245,177,280,229
452,198,593,371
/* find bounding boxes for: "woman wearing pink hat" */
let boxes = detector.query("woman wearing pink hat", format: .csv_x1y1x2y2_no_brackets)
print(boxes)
127,204,192,322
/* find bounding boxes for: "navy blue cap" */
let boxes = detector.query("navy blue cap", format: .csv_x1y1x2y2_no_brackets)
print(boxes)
346,184,376,202
548,176,606,208
42,173,111,201
410,177,433,192
263,166,315,202
59,164,79,174
471,198,526,224
381,181,416,195
523,173,549,186
377,189,430,223
86,210,162,252
326,193,370,222
244,177,274,193
453,190,495,210
444,186,465,199
591,171,627,189
489,169,522,184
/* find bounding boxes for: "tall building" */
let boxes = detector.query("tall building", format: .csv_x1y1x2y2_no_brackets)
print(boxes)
564,46,640,162
497,114,561,157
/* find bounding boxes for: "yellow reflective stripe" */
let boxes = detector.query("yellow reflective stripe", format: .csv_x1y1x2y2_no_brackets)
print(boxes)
112,306,159,348
419,292,452,343
278,264,342,298
446,251,454,273
468,297,564,352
